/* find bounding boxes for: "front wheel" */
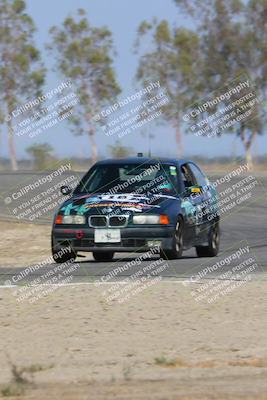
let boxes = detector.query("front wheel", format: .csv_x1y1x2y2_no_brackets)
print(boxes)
195,222,220,257
52,241,77,263
93,251,114,262
161,217,183,260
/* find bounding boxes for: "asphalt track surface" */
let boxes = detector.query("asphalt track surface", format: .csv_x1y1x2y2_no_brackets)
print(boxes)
0,171,267,286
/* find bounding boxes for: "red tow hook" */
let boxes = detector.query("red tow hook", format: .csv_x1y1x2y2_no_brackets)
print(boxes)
76,230,84,239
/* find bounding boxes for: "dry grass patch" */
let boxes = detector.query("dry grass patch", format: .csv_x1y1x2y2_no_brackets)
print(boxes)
227,358,267,367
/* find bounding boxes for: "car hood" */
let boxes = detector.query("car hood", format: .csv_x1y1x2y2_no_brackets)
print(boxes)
59,192,179,216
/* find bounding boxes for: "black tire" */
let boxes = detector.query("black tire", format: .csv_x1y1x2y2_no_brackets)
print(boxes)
52,244,76,263
160,217,183,260
195,222,220,257
93,251,114,262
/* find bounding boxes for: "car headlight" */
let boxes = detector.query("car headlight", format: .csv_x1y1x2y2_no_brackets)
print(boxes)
62,215,74,224
58,215,85,224
133,215,169,224
73,215,85,224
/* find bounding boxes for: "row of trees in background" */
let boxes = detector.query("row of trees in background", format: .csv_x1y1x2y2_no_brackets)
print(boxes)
0,0,267,170
0,0,45,170
24,140,132,170
0,1,121,170
136,0,267,166
48,9,121,164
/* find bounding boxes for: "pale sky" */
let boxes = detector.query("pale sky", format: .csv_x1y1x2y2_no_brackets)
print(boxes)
2,0,266,160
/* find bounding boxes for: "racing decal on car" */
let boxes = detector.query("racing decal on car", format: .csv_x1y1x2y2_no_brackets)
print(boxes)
91,194,150,203
85,202,145,209
181,199,197,225
59,194,163,216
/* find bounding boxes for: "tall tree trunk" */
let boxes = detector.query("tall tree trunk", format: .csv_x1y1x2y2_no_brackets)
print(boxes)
173,121,183,158
245,146,253,170
88,127,98,165
0,130,2,165
239,128,256,170
7,119,18,171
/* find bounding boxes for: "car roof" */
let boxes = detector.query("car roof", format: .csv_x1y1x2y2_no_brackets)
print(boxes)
95,157,192,166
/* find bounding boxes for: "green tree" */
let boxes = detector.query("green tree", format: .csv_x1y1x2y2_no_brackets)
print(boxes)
174,0,266,166
0,0,45,170
48,8,121,164
108,140,132,158
135,19,202,157
26,143,54,170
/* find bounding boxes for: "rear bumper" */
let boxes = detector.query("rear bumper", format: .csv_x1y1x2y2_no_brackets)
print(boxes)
52,225,174,252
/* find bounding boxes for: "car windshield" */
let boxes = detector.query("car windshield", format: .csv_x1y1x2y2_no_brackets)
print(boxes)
74,163,180,196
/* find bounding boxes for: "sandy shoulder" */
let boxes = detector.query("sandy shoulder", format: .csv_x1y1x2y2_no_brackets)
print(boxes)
0,220,93,267
0,220,51,266
0,280,267,399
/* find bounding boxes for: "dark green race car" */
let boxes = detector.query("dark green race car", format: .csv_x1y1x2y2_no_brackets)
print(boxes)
51,156,220,262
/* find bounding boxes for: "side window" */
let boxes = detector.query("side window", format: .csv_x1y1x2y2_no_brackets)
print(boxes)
164,165,179,192
188,163,209,187
180,164,195,188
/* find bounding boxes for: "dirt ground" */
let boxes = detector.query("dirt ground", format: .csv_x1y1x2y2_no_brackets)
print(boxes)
1,221,267,399
1,281,267,399
0,221,51,267
0,220,92,266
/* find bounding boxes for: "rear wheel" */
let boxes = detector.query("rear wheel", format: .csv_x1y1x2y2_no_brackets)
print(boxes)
93,251,114,262
195,222,220,257
161,217,183,260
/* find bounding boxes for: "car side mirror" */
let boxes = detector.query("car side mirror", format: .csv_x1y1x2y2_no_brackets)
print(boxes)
60,185,72,196
185,185,202,197
190,186,202,194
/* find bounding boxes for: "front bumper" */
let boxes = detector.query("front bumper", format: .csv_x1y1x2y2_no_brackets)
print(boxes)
52,225,175,252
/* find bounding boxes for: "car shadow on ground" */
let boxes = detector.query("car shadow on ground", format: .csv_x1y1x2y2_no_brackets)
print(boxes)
77,254,200,264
